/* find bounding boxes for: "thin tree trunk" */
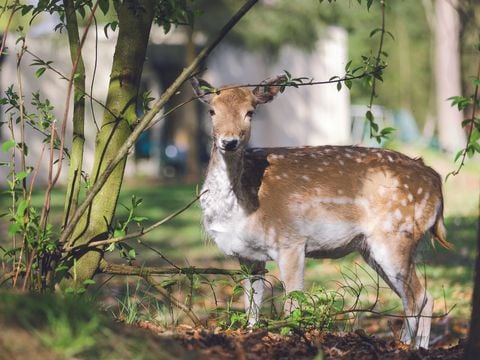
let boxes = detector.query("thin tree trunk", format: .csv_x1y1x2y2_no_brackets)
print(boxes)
434,0,465,152
62,0,85,227
465,197,480,358
61,0,155,287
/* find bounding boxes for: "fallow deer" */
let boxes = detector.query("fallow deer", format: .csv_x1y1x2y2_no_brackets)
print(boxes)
191,75,451,349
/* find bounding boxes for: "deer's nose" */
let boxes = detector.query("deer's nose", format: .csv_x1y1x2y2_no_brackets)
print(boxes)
221,138,239,151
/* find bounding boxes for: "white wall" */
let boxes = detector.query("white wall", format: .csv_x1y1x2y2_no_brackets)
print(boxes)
205,26,350,148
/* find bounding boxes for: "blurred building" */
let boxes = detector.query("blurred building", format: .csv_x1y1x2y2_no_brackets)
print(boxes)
0,25,350,185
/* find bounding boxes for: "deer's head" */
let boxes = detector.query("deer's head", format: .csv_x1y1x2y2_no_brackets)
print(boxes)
191,76,285,153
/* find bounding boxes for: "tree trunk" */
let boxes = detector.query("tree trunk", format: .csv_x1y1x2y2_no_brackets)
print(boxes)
62,0,85,227
434,0,465,152
61,0,154,287
465,196,480,358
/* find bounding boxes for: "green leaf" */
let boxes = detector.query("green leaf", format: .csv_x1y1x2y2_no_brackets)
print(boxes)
16,199,28,218
454,149,464,162
233,285,244,296
8,223,21,236
1,139,16,153
15,170,30,182
365,110,374,122
336,82,342,91
369,28,382,38
99,0,110,15
35,67,46,78
83,279,96,285
114,229,125,238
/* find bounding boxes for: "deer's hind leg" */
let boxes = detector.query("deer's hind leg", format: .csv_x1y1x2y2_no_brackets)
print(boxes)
362,234,433,349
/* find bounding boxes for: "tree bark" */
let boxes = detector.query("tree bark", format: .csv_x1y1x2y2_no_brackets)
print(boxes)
465,198,480,358
61,0,155,287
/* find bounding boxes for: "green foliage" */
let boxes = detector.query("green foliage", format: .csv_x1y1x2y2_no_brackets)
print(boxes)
107,195,148,262
279,287,339,335
447,44,480,177
0,292,103,357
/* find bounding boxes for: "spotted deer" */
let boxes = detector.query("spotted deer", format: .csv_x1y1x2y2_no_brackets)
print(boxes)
191,75,451,349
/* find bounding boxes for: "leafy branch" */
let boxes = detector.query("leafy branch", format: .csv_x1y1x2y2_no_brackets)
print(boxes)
447,60,480,177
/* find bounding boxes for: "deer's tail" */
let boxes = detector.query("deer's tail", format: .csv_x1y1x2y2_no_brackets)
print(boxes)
431,213,453,250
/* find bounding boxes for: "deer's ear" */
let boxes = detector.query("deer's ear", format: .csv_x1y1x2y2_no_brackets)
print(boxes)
190,77,215,104
253,75,287,104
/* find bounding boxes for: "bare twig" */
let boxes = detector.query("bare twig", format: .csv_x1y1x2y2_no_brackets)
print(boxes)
146,67,384,131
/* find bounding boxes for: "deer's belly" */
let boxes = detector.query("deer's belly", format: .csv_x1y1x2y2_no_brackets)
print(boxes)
302,220,365,256
205,219,274,261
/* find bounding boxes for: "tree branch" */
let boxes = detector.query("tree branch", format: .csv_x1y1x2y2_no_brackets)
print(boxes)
63,191,206,252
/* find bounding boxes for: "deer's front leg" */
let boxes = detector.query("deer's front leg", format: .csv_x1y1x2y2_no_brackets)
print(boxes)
278,245,305,315
239,258,266,327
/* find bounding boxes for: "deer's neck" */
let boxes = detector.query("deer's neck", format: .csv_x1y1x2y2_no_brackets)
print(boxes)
204,145,244,195
201,145,247,223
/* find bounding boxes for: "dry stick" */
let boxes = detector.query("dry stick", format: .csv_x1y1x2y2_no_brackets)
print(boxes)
99,262,248,277
63,191,206,252
60,0,260,247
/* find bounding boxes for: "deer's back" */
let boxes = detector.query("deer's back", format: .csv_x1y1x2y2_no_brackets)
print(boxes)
240,146,443,255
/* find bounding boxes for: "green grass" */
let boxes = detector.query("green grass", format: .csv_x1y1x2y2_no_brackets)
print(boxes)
1,148,478,325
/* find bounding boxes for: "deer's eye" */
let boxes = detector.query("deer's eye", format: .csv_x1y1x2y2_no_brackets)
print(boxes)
209,109,216,116
245,110,254,119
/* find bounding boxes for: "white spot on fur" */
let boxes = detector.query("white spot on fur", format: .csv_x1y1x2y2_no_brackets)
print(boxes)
376,153,382,159
407,193,414,202
382,218,394,232
378,187,386,196
401,199,408,206
302,175,310,181
282,173,289,178
345,153,352,158
355,158,362,163
403,184,409,189
323,161,329,166
339,160,345,166
317,167,323,172
275,175,281,180
417,187,423,195
337,189,344,195
394,209,402,220
387,155,394,162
